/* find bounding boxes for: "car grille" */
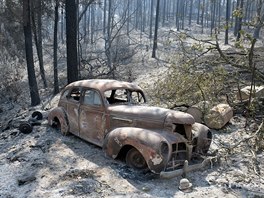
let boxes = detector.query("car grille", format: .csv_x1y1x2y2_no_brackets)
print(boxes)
165,142,188,171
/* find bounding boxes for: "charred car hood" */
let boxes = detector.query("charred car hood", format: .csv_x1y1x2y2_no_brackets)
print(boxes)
107,105,195,124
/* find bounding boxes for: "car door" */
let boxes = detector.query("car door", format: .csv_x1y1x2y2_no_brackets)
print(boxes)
66,87,81,136
79,89,106,147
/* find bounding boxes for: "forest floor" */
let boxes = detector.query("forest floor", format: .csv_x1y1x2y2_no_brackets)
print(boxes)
1,30,264,198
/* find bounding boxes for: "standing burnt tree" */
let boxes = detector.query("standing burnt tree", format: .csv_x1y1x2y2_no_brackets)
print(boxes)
152,0,160,58
53,0,59,95
236,0,244,41
23,0,40,106
31,0,47,88
149,0,154,39
66,0,78,84
225,0,231,44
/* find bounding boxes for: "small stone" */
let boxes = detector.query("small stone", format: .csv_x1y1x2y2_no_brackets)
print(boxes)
142,186,150,192
179,178,193,192
17,174,36,186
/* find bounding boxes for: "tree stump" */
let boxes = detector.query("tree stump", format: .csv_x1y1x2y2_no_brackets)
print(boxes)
204,104,233,129
186,101,210,123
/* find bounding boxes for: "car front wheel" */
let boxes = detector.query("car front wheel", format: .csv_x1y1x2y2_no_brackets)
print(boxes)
126,148,147,169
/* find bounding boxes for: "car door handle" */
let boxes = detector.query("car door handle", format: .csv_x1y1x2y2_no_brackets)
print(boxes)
112,117,133,124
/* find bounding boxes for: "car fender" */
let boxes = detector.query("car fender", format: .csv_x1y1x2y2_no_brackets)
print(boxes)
192,123,212,154
103,127,171,173
48,107,69,135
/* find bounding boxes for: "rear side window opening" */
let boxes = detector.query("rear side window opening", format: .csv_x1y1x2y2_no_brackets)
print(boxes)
67,88,81,102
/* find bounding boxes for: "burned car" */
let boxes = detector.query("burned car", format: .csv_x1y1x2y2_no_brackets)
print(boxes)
48,79,212,177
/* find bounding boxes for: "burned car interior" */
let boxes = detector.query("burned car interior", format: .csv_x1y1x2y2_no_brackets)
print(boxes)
105,89,146,105
66,88,81,102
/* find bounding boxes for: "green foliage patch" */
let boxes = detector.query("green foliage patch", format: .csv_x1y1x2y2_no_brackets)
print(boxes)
151,58,231,108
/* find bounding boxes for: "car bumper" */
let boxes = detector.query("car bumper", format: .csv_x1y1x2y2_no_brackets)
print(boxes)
160,157,214,179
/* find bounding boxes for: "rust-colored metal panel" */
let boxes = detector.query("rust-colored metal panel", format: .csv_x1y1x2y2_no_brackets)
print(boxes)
66,79,144,94
66,101,80,136
79,105,106,147
103,127,170,173
48,107,69,135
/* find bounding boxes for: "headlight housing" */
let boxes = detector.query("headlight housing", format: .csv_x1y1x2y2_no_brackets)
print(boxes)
159,141,169,157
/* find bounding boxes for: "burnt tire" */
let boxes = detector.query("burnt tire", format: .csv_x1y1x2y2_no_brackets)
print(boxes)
31,111,43,120
19,122,33,134
126,148,147,169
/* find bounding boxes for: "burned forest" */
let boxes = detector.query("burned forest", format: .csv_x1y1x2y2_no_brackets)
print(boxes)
0,0,264,197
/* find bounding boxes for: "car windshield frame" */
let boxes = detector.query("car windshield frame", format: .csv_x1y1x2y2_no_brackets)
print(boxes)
104,88,146,106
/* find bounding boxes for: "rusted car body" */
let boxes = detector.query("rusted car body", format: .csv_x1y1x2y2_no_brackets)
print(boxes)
48,79,212,177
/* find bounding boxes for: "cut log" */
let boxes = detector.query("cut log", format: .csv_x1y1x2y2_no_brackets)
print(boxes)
204,104,233,129
186,101,210,123
237,86,264,101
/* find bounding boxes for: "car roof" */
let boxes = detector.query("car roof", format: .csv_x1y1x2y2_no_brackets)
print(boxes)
65,79,143,92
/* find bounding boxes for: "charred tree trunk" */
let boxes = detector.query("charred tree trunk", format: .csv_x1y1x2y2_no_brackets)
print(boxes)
66,0,78,84
103,0,106,36
142,0,146,31
210,0,216,36
135,0,140,30
83,6,87,43
176,0,180,31
197,0,201,24
201,0,205,33
23,0,40,106
172,0,176,21
87,6,91,42
149,0,154,38
106,0,114,77
162,0,166,26
53,0,59,95
218,0,221,29
31,0,47,88
181,0,186,29
206,0,209,28
60,7,64,44
225,0,231,44
231,0,235,28
152,0,160,58
127,0,130,35
234,0,240,36
90,4,95,44
189,0,193,26
236,0,244,41
253,1,264,39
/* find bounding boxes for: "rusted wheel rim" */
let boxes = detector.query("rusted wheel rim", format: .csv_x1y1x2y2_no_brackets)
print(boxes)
126,148,147,169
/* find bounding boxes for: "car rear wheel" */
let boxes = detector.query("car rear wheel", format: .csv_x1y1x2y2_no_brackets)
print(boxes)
52,117,68,135
126,148,147,169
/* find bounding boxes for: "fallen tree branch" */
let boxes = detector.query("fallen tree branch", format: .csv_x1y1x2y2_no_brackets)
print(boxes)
250,149,260,175
227,120,263,150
